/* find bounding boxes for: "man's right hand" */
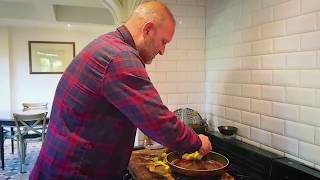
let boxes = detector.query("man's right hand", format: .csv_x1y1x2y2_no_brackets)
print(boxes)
198,134,212,156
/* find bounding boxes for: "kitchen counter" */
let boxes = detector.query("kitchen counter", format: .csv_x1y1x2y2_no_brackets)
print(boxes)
128,148,234,180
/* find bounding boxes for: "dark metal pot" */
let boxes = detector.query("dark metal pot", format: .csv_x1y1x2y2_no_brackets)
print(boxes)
166,151,229,177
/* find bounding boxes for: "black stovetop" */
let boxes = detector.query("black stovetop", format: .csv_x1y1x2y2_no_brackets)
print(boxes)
204,131,320,180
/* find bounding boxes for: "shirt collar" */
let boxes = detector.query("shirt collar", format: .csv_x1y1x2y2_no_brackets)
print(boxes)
117,25,137,50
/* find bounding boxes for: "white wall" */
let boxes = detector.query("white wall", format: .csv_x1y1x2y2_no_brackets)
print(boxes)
0,27,11,118
8,26,113,112
206,0,320,169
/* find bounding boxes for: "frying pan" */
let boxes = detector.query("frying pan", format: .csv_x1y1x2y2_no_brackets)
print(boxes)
166,151,229,177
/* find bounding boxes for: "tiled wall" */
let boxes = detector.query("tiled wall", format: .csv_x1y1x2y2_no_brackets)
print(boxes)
206,0,320,169
135,0,206,145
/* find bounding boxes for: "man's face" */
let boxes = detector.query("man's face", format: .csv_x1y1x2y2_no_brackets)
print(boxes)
139,20,175,64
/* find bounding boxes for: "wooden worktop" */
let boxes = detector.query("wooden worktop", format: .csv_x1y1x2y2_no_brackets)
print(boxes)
128,148,234,180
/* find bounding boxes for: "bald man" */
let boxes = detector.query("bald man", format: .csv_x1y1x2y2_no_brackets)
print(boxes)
30,1,212,179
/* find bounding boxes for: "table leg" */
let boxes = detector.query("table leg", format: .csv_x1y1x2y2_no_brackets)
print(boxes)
10,127,14,154
0,126,4,170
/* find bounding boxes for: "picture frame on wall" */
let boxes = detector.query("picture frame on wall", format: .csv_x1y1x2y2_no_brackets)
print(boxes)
28,41,75,74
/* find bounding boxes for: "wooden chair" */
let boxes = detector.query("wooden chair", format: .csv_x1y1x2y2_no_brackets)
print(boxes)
13,112,48,173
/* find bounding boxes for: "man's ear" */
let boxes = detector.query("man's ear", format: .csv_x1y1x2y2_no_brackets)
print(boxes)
142,21,155,36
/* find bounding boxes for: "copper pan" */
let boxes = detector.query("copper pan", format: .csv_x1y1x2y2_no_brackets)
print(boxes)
166,151,229,177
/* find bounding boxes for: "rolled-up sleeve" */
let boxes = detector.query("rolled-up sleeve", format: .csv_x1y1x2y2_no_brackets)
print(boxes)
102,56,201,153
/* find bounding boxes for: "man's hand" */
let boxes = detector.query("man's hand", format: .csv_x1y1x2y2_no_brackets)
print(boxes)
198,134,212,156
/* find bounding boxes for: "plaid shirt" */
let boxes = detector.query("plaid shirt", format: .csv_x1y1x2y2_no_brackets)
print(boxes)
30,26,201,180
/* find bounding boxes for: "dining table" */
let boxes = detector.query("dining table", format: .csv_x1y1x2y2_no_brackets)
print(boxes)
0,110,49,170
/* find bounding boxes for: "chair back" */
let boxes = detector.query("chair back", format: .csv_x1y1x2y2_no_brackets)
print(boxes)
22,102,48,111
13,112,48,141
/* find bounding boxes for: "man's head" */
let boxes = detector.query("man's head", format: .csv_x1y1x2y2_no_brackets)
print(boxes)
125,1,176,64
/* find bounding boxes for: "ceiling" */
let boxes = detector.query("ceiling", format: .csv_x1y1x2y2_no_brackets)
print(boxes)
0,0,116,28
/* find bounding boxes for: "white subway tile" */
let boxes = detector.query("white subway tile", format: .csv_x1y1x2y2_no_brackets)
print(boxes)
317,90,320,107
242,111,260,127
177,83,204,93
262,0,291,8
242,0,261,12
224,83,242,96
177,62,204,71
167,4,187,16
260,144,285,156
177,16,205,28
177,39,205,50
176,0,199,5
286,87,316,106
274,0,300,20
262,86,285,102
234,43,252,57
301,31,320,50
187,50,205,60
232,96,251,111
242,84,261,99
242,137,261,147
273,102,299,121
212,105,226,118
252,7,273,25
146,63,156,72
273,70,299,86
187,6,205,17
262,54,286,69
272,133,298,155
187,72,205,82
166,72,187,82
242,26,261,42
156,61,177,71
217,95,233,107
234,14,252,30
299,142,320,164
187,94,204,104
149,72,166,82
225,108,241,122
167,94,188,104
262,21,286,38
274,35,300,53
301,0,320,14
252,39,273,55
316,128,320,146
318,13,320,30
252,70,273,84
287,14,317,35
261,115,285,134
300,106,320,126
242,56,261,69
157,83,177,94
186,28,205,38
233,122,250,138
251,127,272,146
301,70,320,88
232,71,251,83
251,99,273,116
286,121,315,143
286,51,317,68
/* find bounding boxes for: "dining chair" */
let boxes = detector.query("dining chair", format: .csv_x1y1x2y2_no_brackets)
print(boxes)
7,102,48,154
13,112,48,173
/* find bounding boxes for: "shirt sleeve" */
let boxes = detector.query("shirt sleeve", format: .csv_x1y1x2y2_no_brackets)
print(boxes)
102,56,201,153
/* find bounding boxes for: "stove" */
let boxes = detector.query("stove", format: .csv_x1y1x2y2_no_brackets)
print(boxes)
126,131,320,180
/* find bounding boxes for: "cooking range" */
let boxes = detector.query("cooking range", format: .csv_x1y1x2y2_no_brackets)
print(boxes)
127,131,320,180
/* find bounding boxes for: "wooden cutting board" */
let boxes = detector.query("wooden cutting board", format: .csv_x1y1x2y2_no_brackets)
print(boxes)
128,148,171,180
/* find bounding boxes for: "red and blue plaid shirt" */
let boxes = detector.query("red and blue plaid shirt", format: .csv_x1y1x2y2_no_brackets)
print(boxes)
30,26,201,179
